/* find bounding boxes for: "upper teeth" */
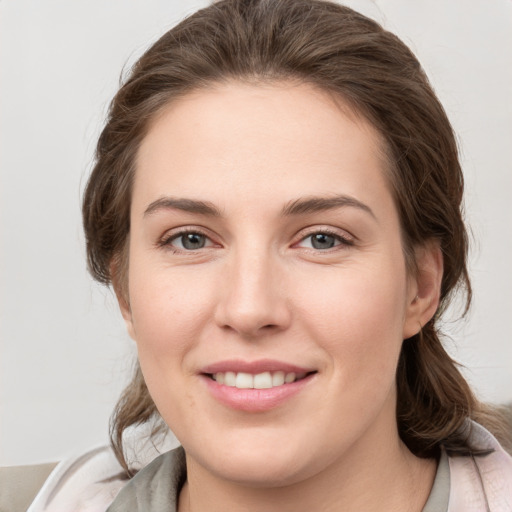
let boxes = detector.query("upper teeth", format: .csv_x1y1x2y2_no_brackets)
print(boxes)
213,371,305,389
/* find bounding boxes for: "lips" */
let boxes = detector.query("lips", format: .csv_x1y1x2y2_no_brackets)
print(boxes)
201,358,315,375
200,359,317,411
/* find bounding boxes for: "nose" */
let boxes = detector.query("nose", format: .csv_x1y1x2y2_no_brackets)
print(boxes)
214,248,292,339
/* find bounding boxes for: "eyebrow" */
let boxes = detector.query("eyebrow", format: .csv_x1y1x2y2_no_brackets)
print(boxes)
143,194,375,220
281,195,376,219
144,197,223,217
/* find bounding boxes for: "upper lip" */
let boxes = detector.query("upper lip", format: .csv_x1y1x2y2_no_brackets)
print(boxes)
200,359,315,375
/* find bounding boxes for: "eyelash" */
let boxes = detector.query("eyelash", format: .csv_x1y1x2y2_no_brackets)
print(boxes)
157,227,216,253
295,228,354,251
157,227,354,253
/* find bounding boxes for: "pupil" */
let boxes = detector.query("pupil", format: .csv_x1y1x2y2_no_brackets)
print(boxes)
182,233,205,249
312,233,335,249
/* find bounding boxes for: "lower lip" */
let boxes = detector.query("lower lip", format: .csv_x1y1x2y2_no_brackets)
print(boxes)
201,373,316,412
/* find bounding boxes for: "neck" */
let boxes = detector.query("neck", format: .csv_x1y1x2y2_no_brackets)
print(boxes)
178,418,436,512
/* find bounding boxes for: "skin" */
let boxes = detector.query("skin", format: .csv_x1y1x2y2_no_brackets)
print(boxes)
118,81,443,511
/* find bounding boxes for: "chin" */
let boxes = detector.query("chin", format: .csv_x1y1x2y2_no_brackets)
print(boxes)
209,456,309,488
186,431,327,488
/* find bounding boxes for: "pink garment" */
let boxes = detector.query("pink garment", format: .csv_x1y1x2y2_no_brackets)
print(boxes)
27,425,179,512
448,422,512,511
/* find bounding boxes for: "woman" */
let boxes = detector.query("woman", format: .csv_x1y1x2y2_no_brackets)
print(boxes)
26,0,512,510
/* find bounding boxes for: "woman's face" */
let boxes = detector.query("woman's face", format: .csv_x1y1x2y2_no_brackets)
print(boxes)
122,81,424,486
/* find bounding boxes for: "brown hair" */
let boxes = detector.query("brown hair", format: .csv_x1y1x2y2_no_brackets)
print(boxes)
82,0,509,473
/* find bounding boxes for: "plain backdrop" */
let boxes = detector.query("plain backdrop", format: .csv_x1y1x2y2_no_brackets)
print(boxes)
1,0,511,466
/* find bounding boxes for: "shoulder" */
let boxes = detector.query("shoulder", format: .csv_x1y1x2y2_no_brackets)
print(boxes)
21,426,180,512
24,445,128,512
448,420,512,512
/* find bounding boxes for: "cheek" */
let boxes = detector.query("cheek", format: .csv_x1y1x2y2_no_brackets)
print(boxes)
127,257,214,355
127,264,212,424
294,260,408,378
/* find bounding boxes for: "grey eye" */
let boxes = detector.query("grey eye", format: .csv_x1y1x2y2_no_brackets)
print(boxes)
310,233,337,249
180,233,207,250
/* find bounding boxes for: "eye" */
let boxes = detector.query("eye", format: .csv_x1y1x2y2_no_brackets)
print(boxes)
296,231,353,250
163,231,215,251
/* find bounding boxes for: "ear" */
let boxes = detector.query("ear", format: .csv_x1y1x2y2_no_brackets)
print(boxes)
402,240,443,339
110,258,136,341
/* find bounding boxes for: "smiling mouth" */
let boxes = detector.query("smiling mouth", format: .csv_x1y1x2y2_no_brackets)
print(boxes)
207,371,316,389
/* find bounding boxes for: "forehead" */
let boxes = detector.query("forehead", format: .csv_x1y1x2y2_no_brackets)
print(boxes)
133,81,393,217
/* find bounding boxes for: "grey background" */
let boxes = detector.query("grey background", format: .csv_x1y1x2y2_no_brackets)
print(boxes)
1,0,511,466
